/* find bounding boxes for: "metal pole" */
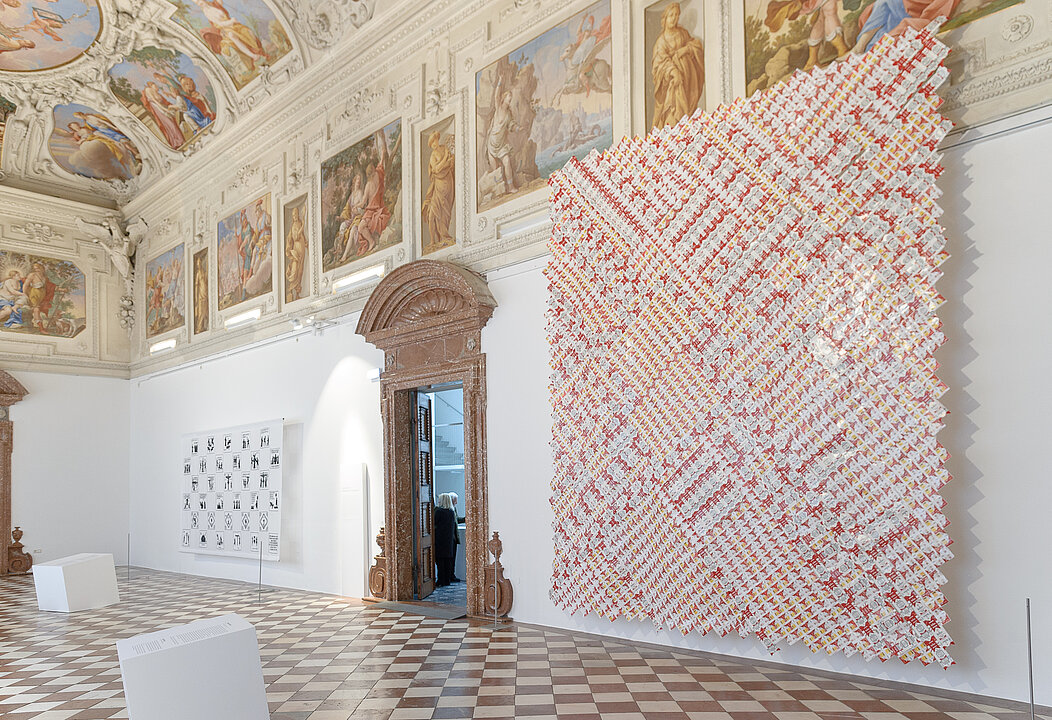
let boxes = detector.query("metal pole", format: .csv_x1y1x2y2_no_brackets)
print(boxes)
257,542,263,604
126,533,130,583
1027,598,1035,720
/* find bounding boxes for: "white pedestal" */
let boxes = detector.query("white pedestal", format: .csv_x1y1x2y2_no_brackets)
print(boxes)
33,553,120,613
117,614,270,720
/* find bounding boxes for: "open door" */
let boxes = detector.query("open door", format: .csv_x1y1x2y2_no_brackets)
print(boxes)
413,391,435,599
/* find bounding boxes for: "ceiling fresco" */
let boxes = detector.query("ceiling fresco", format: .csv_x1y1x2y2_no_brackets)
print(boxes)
108,46,217,151
0,0,102,72
169,0,291,90
0,0,377,207
49,102,142,180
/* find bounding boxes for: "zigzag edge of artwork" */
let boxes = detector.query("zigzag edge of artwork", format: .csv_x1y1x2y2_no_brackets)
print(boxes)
546,25,954,667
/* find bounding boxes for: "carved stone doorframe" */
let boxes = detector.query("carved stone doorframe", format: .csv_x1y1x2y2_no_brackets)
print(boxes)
357,260,496,617
0,371,28,575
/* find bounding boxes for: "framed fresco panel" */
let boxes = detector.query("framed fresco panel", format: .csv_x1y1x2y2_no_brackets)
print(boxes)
742,0,1025,99
475,0,614,213
48,103,142,181
644,0,707,133
192,247,209,335
145,244,185,339
108,46,217,151
420,115,457,256
320,118,403,273
217,193,273,311
282,194,309,303
169,0,292,91
0,250,86,338
0,0,102,73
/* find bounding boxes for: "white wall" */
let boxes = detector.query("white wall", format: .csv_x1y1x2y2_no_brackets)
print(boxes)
127,319,385,597
484,114,1052,706
9,370,130,564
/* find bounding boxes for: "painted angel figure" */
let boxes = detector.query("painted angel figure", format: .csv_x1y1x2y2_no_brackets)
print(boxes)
24,6,66,42
0,22,34,54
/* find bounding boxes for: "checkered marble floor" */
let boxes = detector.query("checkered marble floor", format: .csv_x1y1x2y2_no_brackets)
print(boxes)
428,579,467,607
0,569,1045,720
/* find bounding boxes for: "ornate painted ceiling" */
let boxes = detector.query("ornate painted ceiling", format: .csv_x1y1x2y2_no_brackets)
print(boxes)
0,0,377,208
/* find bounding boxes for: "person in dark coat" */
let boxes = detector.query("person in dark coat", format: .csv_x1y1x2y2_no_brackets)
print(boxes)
449,492,463,582
434,493,459,587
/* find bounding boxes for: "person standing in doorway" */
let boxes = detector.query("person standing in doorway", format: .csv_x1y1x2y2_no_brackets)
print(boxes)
448,492,463,582
434,493,459,587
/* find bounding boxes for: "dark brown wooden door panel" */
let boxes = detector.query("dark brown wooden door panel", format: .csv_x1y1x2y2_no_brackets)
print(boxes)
413,392,435,598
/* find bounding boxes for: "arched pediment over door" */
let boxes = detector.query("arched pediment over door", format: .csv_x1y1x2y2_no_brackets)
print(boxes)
357,260,497,616
357,260,497,371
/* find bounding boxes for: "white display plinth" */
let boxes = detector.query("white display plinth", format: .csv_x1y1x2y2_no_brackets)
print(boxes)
33,553,120,613
117,614,269,720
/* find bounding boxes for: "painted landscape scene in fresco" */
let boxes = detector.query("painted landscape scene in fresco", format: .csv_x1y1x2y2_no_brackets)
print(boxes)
744,0,1023,96
476,0,613,213
169,0,292,90
320,119,402,272
0,0,101,72
145,244,185,338
49,103,142,181
109,46,217,151
0,251,86,337
217,194,273,310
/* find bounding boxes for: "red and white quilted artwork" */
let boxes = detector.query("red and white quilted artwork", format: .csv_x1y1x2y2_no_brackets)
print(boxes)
547,27,953,666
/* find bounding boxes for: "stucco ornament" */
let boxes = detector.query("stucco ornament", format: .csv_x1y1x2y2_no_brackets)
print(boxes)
75,214,147,331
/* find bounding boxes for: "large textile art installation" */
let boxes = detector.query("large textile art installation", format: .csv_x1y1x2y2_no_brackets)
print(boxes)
547,26,953,666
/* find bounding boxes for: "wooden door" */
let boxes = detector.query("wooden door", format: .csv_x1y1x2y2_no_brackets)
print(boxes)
413,391,435,599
